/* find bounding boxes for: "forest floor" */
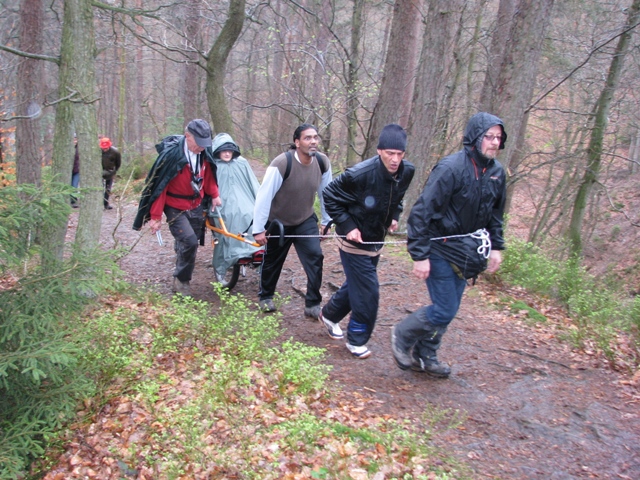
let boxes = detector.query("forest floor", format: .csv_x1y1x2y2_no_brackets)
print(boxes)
54,159,640,479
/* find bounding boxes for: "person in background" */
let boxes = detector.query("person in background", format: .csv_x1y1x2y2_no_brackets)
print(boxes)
391,112,507,378
252,124,332,317
132,119,222,297
320,124,415,359
100,137,121,210
71,135,80,208
209,133,261,281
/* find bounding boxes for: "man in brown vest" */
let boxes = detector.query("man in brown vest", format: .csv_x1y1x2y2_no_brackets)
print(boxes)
253,124,332,317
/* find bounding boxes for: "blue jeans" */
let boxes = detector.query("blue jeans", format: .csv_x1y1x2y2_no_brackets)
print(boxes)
71,173,80,204
424,255,467,326
322,250,380,346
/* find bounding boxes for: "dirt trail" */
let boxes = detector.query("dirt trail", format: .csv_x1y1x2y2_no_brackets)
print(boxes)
82,160,640,479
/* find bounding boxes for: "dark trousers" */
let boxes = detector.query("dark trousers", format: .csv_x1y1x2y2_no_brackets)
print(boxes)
103,178,114,207
259,215,323,308
165,204,204,283
322,250,380,346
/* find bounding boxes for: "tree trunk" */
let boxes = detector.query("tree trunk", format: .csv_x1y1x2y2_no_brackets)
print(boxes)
363,0,422,159
479,0,516,109
479,0,555,214
183,0,203,129
567,0,640,257
345,0,365,167
206,0,246,136
70,0,102,251
266,0,286,162
15,0,44,186
404,0,464,223
41,0,101,267
117,22,126,152
629,128,640,175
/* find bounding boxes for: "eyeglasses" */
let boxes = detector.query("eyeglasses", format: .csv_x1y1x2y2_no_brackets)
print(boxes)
484,134,502,143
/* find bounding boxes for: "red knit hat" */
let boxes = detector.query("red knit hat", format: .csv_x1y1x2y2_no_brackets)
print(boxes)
99,138,112,149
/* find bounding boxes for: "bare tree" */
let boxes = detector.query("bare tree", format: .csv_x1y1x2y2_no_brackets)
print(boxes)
567,0,640,257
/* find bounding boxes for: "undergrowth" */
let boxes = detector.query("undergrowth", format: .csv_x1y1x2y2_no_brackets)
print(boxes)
500,237,640,363
51,285,463,479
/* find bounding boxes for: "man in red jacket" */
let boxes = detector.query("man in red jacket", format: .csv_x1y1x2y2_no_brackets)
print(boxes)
144,119,222,296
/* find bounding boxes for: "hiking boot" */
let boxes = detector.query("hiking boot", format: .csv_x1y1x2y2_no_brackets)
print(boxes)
318,312,343,340
172,277,191,297
411,355,451,378
304,304,322,319
346,343,371,359
390,324,412,370
259,298,277,313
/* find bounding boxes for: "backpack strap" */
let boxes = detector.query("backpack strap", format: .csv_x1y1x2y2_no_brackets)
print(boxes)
283,150,327,181
284,150,294,182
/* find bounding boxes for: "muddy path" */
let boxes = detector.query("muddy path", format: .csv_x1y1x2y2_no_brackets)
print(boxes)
82,161,640,479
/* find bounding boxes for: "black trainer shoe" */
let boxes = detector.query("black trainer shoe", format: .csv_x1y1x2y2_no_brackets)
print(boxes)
259,299,277,313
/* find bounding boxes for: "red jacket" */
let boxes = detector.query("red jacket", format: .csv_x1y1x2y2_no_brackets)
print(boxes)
149,161,218,220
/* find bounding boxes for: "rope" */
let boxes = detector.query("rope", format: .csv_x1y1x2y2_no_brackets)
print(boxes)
266,228,492,251
431,228,491,259
265,232,406,245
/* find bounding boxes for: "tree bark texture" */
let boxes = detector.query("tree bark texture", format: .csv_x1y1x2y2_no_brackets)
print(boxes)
345,0,364,167
206,0,246,136
364,0,423,160
15,0,44,186
183,0,203,128
480,0,555,199
404,0,465,222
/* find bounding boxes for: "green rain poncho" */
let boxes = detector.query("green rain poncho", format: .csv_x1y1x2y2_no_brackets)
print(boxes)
210,133,261,277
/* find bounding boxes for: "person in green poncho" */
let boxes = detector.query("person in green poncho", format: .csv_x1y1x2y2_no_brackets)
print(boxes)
210,133,261,281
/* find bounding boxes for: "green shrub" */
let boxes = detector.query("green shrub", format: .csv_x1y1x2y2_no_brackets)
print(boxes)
0,182,123,479
501,237,639,361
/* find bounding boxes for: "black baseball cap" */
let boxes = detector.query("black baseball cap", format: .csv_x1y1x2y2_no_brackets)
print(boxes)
186,119,213,147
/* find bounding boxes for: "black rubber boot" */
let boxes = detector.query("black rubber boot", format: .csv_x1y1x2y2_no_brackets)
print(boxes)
411,325,451,378
391,307,428,370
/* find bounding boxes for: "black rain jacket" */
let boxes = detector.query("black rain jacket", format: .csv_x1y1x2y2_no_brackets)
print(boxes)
132,135,216,230
407,112,507,274
324,156,415,253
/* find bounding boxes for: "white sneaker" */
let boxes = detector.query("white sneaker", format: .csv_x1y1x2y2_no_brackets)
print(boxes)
345,343,371,359
318,312,344,340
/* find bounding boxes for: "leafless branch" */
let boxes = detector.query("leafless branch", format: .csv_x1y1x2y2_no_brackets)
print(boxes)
0,43,59,64
597,179,640,227
0,91,80,122
526,19,640,113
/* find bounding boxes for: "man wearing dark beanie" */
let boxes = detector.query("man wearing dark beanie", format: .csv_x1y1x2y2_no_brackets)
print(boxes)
319,124,415,359
377,123,408,151
391,112,507,378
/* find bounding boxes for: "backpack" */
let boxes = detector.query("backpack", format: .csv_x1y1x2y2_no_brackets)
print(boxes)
283,150,328,181
155,135,182,154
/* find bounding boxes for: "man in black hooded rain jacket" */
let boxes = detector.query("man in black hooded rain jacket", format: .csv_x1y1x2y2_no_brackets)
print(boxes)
391,112,507,378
